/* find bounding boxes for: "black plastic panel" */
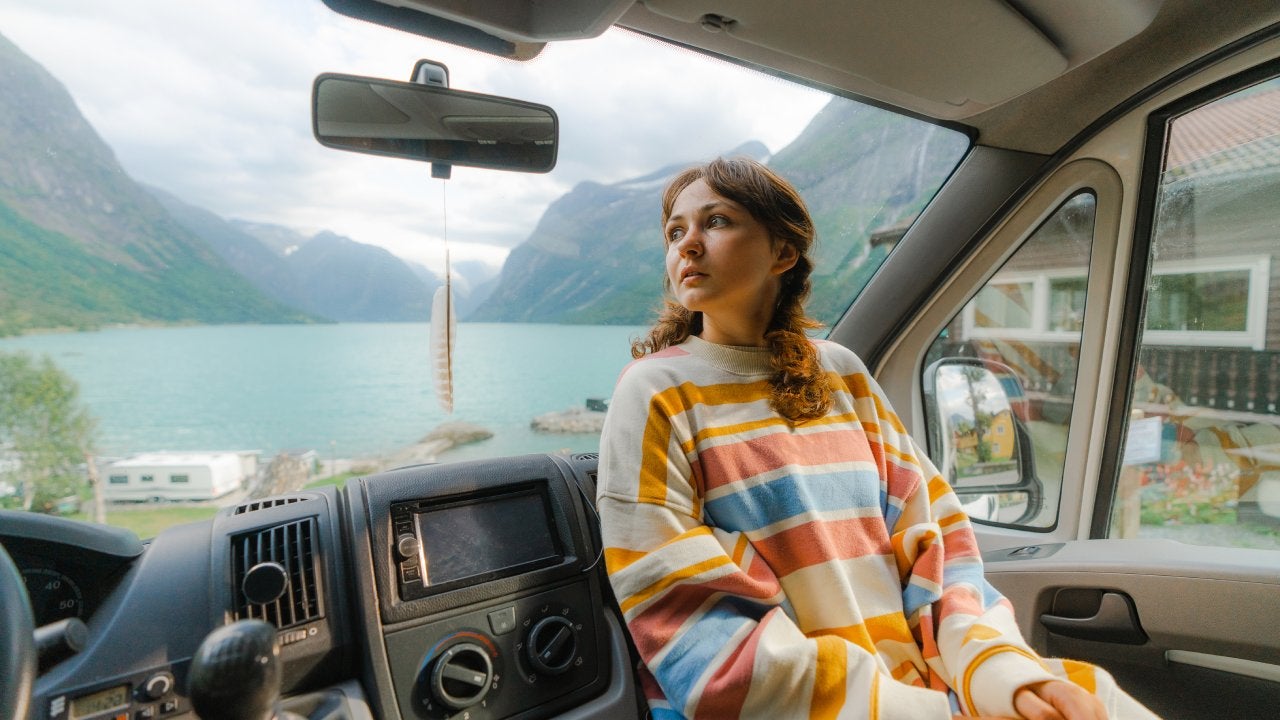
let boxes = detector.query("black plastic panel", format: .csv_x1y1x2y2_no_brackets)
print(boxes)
385,580,603,719
360,455,592,625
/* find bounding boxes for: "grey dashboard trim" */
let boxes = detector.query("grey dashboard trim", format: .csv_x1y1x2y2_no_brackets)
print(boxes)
0,510,143,560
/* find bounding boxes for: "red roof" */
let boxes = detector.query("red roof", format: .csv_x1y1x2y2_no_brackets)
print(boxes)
1165,81,1280,179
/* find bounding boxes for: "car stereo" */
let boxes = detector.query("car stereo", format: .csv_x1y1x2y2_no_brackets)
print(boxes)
390,483,564,602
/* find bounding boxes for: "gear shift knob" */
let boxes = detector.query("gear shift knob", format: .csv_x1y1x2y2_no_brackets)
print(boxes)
188,620,280,720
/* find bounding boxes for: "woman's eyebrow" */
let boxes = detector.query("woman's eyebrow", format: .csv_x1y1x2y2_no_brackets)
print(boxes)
667,201,733,224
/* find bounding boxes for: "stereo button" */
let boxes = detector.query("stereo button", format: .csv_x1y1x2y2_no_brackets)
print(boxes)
487,606,516,635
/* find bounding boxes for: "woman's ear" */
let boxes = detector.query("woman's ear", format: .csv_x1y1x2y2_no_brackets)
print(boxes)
772,241,800,275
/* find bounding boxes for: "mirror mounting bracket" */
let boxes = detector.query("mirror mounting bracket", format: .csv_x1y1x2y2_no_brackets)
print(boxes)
411,60,453,179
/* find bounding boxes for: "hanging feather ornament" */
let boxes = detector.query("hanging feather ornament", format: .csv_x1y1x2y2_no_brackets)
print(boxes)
430,185,456,414
430,259,455,413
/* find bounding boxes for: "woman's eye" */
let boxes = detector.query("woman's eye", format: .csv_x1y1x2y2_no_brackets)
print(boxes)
667,228,684,244
707,215,727,228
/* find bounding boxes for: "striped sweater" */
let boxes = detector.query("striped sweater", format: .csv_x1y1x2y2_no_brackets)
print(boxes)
598,336,1089,719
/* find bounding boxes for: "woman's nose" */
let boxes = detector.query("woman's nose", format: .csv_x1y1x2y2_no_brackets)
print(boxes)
675,228,703,257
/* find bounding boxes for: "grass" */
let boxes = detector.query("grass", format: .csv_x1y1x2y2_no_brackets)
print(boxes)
67,505,220,539
304,470,363,490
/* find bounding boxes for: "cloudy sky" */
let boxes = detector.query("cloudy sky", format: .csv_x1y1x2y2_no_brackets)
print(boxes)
0,0,831,275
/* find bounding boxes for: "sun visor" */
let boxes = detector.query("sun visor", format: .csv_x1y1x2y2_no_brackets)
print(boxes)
641,0,1069,107
332,0,635,56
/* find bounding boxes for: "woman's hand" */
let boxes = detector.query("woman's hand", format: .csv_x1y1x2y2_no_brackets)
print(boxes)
1012,680,1107,720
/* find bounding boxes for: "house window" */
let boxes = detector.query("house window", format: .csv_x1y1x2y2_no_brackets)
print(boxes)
966,257,1268,348
1048,277,1088,332
170,474,189,484
108,475,128,485
1141,258,1269,349
964,270,1088,341
140,474,154,483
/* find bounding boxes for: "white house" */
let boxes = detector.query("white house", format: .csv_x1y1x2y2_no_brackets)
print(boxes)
101,451,254,502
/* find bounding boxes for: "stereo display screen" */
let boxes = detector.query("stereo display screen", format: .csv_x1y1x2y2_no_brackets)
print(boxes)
414,488,560,587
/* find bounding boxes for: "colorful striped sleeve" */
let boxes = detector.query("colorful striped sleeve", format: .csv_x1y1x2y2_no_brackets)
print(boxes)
843,368,1059,718
597,359,953,720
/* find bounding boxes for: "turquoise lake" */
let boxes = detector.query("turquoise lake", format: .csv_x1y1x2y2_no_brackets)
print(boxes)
0,323,646,462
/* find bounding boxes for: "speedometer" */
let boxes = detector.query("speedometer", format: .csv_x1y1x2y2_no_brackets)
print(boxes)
22,567,85,626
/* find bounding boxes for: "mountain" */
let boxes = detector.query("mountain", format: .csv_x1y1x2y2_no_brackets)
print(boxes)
0,32,309,336
409,259,500,318
767,101,965,321
149,187,304,309
231,220,311,257
469,104,964,325
287,231,436,322
154,194,440,323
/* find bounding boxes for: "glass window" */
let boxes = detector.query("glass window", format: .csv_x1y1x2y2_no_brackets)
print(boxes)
140,474,154,483
925,192,1097,528
108,475,128,485
1112,76,1280,549
170,474,189,484
1048,277,1088,332
0,5,970,538
973,282,1035,330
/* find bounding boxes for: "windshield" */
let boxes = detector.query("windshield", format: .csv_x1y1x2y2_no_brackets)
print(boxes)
0,0,969,537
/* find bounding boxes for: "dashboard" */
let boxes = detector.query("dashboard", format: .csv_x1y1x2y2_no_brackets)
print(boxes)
1,452,642,720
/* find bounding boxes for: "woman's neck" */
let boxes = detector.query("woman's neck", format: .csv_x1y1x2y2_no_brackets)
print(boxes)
698,315,769,347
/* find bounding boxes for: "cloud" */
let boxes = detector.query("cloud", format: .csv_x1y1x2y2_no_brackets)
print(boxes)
0,0,828,275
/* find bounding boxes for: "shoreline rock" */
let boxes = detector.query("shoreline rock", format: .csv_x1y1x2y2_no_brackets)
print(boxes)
372,421,494,469
531,407,607,434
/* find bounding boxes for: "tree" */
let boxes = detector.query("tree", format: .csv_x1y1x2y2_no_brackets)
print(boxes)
0,351,97,513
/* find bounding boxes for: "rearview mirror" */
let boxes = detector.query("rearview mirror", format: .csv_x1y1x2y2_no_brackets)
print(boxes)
312,73,558,173
924,357,1044,524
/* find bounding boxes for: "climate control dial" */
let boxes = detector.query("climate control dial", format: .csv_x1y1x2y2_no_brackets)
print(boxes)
525,616,577,676
428,642,493,710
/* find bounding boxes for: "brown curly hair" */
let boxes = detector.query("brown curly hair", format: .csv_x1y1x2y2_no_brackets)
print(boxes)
631,157,832,424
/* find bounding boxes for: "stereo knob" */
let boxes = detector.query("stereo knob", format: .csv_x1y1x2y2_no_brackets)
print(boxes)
526,616,577,676
396,534,419,560
429,642,492,710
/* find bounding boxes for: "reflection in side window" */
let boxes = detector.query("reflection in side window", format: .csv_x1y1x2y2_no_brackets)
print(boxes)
1113,77,1280,550
924,192,1096,528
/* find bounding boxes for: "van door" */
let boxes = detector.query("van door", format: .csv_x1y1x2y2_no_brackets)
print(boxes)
873,55,1280,719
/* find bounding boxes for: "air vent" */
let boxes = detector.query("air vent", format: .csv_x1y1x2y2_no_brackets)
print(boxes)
573,452,599,462
234,495,312,515
231,519,322,628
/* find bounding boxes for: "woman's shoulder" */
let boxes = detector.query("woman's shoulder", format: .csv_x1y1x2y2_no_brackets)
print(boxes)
811,338,870,373
615,344,697,387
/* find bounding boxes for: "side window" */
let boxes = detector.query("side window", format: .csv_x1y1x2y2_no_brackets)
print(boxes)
1112,76,1280,549
924,192,1096,528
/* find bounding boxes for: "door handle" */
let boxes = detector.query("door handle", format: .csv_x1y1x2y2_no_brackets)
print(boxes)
1040,591,1148,645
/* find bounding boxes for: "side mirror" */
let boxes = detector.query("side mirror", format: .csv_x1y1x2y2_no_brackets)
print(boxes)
923,357,1044,524
312,73,558,173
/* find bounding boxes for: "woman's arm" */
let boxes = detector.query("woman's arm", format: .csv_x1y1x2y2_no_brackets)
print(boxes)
597,367,953,719
845,363,1058,717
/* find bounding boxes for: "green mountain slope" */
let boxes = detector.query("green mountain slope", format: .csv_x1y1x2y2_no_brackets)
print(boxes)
470,101,967,325
0,32,309,335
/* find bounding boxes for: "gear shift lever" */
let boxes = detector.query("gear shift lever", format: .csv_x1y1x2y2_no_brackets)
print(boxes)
188,620,281,720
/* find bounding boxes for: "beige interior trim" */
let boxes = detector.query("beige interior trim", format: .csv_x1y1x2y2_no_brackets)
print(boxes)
1166,650,1280,683
642,0,1067,107
873,159,1124,546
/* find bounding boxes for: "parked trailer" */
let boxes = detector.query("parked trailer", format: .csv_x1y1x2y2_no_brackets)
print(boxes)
101,452,250,502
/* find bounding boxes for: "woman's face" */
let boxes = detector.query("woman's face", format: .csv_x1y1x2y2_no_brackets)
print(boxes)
664,178,797,344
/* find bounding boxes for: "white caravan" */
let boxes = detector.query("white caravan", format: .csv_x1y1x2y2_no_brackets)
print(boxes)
101,452,250,502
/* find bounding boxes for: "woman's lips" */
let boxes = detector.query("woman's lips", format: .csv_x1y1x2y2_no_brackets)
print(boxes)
680,268,706,284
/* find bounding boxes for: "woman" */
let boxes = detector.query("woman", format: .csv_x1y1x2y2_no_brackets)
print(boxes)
597,157,1153,719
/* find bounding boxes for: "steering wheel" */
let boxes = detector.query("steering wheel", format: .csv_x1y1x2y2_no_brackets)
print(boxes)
0,541,35,720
